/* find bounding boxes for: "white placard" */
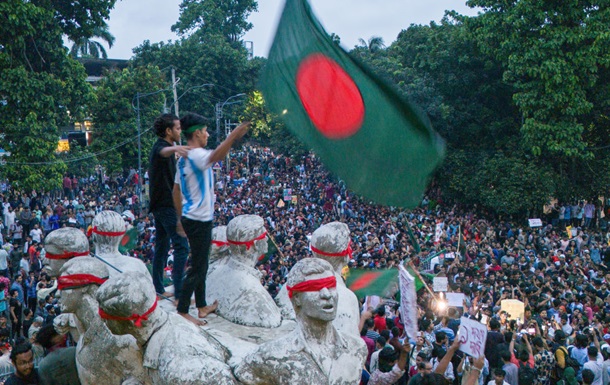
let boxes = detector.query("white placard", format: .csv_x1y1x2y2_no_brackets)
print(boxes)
501,299,525,321
433,277,448,292
528,218,543,227
458,316,488,357
446,293,465,308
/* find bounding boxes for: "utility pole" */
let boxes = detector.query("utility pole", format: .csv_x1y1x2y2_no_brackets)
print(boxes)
136,93,143,206
171,66,179,118
215,103,222,147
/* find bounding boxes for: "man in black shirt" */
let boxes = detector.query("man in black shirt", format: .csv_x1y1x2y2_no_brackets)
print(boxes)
5,342,40,385
148,114,191,300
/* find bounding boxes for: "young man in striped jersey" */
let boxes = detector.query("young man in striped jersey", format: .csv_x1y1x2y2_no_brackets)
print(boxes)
172,113,250,326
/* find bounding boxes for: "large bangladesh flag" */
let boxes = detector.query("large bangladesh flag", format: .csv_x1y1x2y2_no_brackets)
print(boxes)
260,0,445,208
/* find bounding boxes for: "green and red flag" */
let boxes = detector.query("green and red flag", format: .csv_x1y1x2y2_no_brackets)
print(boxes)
260,0,445,208
346,268,399,299
119,227,138,255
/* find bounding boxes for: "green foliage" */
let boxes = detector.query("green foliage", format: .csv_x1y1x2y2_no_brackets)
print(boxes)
88,66,167,174
69,24,116,59
239,91,309,159
0,0,107,191
172,0,258,43
58,141,99,179
464,0,610,159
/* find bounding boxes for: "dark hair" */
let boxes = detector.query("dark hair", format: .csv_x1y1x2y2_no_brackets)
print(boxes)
489,319,501,330
435,331,446,343
518,349,529,363
380,330,391,341
582,368,595,384
588,346,599,357
500,349,511,362
532,336,544,348
365,318,375,329
376,336,387,346
9,289,18,297
36,324,59,349
180,113,209,140
494,368,506,377
10,342,32,363
153,113,179,138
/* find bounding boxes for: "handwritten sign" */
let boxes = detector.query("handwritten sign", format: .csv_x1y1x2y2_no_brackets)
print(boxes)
446,293,465,308
501,299,525,321
458,316,488,357
528,218,543,227
433,277,448,292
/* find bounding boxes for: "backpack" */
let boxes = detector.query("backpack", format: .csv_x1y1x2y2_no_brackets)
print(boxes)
559,346,582,372
518,362,536,385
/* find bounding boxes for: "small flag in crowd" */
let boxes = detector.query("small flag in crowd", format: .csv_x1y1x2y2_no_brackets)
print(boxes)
260,0,445,208
346,268,399,299
399,264,418,340
118,227,138,255
257,238,278,264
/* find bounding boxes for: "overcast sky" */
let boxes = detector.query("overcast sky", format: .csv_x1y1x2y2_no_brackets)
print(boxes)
103,0,480,60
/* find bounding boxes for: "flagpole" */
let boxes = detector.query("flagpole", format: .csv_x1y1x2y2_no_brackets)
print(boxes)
407,260,437,301
457,225,461,257
268,233,286,260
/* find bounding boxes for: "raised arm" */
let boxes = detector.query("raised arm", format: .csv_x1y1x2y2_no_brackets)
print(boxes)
209,122,251,164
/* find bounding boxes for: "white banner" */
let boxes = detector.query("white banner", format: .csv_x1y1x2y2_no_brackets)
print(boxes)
446,293,465,308
528,218,543,227
398,265,418,341
433,277,448,292
458,316,488,357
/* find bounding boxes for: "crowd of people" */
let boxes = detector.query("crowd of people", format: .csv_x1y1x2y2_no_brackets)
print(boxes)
1,143,610,384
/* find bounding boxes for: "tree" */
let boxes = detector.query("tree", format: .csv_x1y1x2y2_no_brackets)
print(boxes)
0,0,113,191
88,66,167,175
171,0,258,43
239,91,309,159
356,36,385,52
463,0,610,160
69,24,116,59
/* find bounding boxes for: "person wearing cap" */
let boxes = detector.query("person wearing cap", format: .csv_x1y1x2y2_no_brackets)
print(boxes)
234,258,367,385
173,113,250,325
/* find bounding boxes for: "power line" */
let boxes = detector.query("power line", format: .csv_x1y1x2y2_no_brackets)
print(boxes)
2,127,153,166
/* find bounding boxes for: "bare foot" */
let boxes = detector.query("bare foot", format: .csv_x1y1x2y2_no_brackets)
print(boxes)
198,300,219,318
178,312,208,326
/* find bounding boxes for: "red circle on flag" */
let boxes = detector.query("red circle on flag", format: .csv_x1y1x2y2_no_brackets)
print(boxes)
296,54,364,139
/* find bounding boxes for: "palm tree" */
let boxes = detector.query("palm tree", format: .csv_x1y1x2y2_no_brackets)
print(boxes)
357,36,385,52
69,25,116,59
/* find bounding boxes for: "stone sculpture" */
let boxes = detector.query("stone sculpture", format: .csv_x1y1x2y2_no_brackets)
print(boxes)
96,271,238,385
207,226,229,276
42,227,89,278
276,222,361,336
90,210,150,279
57,257,146,385
206,215,282,328
233,257,367,384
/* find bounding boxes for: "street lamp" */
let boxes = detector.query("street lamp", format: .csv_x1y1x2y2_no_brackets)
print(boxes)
215,93,246,174
215,93,246,147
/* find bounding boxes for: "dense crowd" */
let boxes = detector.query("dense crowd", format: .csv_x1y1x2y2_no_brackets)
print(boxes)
1,145,610,384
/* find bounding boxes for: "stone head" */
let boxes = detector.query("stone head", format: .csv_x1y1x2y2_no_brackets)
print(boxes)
91,211,127,252
287,257,338,323
58,257,108,314
310,221,351,272
210,226,229,264
43,227,89,278
96,272,158,337
227,215,268,265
